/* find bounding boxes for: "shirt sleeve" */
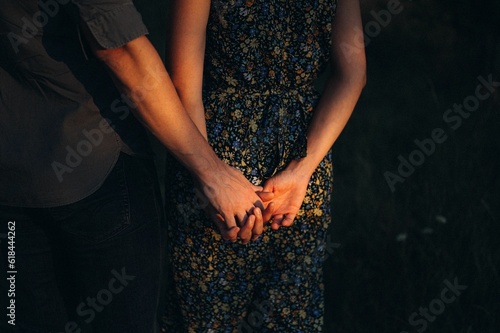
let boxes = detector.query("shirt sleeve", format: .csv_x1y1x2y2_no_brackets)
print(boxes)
72,0,149,49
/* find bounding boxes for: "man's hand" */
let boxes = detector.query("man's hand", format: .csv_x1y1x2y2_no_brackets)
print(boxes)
196,164,274,242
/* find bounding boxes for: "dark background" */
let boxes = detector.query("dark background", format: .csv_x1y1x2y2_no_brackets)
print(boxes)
136,0,500,332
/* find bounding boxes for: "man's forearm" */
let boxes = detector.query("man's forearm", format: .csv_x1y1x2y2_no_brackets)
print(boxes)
91,35,219,182
85,34,268,240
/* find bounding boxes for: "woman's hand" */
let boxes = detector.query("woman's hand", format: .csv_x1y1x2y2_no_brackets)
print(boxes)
259,161,312,230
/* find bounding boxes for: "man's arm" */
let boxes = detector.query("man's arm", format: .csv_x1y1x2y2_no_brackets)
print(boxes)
82,30,265,242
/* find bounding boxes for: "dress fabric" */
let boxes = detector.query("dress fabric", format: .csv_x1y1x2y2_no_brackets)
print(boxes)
162,0,337,332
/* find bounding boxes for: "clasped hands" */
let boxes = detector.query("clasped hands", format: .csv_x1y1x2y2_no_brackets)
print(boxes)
199,164,311,244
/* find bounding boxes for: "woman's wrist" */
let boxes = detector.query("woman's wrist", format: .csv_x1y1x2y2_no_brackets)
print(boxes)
285,157,317,182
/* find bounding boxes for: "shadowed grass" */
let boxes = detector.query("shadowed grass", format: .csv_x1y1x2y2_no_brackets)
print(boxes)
323,3,500,329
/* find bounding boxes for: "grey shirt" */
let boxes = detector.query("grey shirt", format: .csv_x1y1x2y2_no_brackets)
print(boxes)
0,0,153,207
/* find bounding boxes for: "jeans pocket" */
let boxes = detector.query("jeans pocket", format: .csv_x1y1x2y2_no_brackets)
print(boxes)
49,155,131,244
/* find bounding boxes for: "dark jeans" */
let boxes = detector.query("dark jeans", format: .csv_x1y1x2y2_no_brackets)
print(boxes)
0,153,164,333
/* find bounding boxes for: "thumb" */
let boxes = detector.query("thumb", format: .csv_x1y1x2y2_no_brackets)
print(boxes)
256,191,274,202
262,178,274,193
252,185,264,192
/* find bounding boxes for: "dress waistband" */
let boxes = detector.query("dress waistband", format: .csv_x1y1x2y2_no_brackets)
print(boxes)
203,80,318,97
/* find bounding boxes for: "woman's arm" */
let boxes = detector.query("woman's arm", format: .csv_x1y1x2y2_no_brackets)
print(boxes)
262,0,367,228
165,0,271,242
166,0,210,139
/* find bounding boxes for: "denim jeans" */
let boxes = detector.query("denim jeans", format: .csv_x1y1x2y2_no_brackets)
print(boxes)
0,153,164,333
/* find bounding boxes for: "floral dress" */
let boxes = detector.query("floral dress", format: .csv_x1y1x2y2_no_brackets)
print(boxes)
162,0,337,332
